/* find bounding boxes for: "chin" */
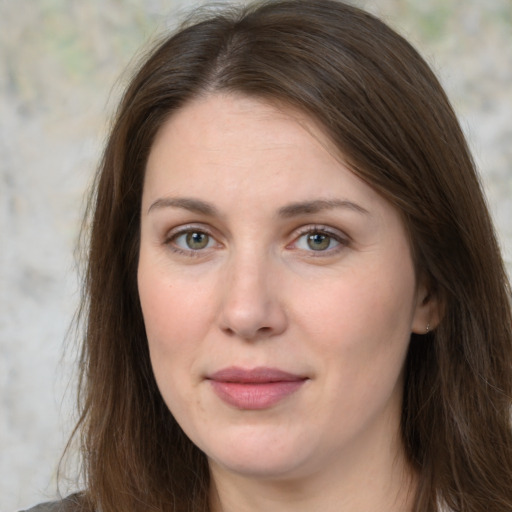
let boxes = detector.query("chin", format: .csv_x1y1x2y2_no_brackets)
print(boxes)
200,427,316,481
210,453,310,481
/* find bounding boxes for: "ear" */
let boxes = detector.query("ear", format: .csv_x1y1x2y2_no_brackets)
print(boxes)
411,276,442,335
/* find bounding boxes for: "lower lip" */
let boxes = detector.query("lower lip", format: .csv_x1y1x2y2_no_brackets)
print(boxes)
209,380,305,410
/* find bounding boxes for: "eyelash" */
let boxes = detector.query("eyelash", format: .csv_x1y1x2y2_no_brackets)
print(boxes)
290,225,349,256
163,224,349,257
164,225,218,257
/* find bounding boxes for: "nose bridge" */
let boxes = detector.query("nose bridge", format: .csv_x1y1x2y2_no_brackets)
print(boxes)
219,245,286,339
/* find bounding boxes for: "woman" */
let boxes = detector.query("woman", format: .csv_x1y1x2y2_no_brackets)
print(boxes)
25,0,512,511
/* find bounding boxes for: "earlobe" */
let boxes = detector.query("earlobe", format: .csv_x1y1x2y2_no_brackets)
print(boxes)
411,281,442,335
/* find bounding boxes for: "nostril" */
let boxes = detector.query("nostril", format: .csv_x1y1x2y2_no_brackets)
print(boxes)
221,326,236,336
220,322,278,341
218,282,288,340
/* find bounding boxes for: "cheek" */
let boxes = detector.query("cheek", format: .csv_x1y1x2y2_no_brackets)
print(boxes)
294,258,416,386
137,264,206,418
137,262,229,445
137,265,205,397
299,269,415,342
300,270,415,433
138,258,214,347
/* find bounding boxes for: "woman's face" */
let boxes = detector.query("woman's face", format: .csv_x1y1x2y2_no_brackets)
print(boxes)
138,93,431,483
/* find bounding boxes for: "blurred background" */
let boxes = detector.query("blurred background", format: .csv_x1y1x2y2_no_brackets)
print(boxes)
1,0,511,510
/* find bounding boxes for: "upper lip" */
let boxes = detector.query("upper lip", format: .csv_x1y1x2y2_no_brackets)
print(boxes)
207,366,307,383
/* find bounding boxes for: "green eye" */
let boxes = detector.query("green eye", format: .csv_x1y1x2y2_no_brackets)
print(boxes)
185,231,210,250
172,230,214,251
307,233,331,251
294,230,342,252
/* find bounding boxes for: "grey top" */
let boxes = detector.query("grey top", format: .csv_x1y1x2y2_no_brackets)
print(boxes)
20,494,84,512
20,504,63,512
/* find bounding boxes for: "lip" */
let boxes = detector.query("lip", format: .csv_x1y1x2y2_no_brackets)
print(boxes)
207,366,308,410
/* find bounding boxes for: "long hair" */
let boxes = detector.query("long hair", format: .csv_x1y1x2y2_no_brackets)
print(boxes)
70,1,512,510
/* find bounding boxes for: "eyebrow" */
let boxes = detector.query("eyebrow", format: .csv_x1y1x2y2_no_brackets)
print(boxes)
278,199,370,217
147,197,219,216
147,197,369,218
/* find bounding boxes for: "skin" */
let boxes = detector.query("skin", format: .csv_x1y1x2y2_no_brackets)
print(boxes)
138,93,436,512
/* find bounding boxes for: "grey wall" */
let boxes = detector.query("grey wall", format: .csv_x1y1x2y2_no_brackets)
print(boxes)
1,1,510,510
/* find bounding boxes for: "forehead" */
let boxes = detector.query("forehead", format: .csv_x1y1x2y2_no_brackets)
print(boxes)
152,92,340,158
143,92,394,217
141,92,413,263
144,93,352,194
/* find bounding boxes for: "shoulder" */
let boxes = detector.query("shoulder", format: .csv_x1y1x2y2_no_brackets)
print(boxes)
20,494,88,512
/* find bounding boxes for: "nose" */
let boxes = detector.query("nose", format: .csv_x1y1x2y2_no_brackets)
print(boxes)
218,252,288,341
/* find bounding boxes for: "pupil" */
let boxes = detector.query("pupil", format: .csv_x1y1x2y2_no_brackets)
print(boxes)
186,232,208,249
308,233,330,251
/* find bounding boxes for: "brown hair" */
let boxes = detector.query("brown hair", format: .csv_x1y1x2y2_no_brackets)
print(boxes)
69,1,512,510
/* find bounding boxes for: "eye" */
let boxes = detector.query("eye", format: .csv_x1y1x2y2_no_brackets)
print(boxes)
293,228,345,253
170,229,217,252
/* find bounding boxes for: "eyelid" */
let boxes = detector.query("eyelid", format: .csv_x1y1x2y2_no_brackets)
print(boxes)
288,224,350,253
162,223,349,257
164,224,221,255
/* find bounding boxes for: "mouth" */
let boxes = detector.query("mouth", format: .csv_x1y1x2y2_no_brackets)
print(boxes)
206,366,308,410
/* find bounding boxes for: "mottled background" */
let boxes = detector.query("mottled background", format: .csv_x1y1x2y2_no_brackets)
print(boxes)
1,0,511,510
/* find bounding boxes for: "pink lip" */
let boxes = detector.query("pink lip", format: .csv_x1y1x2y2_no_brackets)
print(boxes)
207,367,307,410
